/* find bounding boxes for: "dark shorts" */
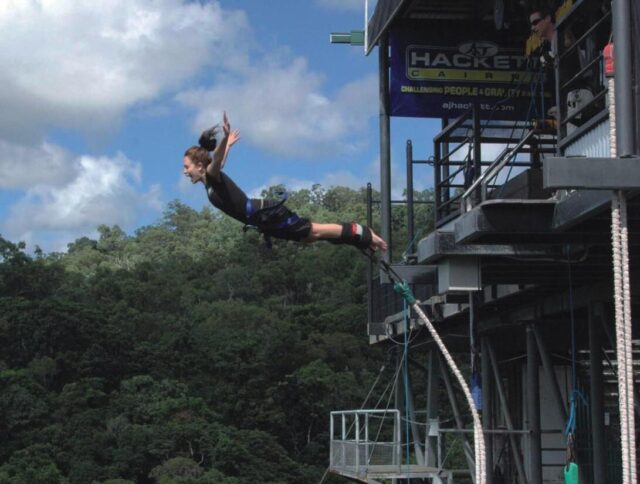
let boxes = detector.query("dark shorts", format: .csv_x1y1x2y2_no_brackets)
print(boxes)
248,200,311,242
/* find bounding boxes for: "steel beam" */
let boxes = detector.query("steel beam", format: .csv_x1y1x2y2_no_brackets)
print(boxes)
487,341,527,484
404,367,425,465
526,325,542,484
417,229,568,265
481,337,494,484
589,304,607,484
532,325,568,422
407,140,415,255
367,183,373,325
437,352,476,482
472,102,482,205
613,0,635,156
379,33,391,262
424,350,440,466
543,156,640,190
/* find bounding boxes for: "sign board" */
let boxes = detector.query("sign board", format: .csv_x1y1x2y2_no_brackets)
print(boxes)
390,27,547,120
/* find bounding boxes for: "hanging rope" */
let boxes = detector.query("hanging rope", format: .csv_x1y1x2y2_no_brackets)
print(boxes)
608,74,637,484
366,252,486,484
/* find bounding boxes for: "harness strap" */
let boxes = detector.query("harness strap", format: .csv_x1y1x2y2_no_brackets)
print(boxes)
245,191,287,222
243,193,301,248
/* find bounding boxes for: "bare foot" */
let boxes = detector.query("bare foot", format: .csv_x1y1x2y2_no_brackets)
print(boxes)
369,229,388,252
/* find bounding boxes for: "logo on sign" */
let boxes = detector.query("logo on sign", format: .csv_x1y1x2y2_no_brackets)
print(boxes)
406,41,527,81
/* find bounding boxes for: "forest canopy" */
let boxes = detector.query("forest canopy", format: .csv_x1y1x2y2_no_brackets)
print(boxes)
0,184,433,484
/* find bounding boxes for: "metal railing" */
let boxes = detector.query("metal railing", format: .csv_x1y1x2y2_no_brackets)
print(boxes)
460,129,538,211
433,106,556,224
556,0,611,145
330,409,401,474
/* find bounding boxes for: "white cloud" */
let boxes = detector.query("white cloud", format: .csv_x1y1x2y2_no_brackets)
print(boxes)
2,151,162,249
0,0,381,250
177,61,378,158
0,0,249,141
0,140,76,189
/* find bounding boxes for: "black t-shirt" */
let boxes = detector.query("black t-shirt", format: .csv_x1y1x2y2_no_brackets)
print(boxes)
205,172,251,224
205,171,312,242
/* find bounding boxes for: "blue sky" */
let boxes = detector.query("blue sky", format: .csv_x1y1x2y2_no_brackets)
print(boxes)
0,0,439,252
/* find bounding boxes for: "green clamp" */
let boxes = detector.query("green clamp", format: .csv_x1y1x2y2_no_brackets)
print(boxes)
393,281,416,304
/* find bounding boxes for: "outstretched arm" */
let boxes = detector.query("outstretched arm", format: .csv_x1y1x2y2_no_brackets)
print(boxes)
206,112,231,181
221,129,240,170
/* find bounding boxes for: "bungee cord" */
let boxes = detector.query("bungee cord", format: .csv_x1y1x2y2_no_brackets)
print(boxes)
361,249,487,484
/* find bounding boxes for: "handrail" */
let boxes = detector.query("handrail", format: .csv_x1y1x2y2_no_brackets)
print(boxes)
433,108,473,143
558,10,611,61
439,139,472,164
560,54,603,92
460,129,536,208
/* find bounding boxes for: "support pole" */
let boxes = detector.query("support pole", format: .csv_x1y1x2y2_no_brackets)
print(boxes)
613,0,635,156
589,305,607,484
442,118,450,212
438,352,476,482
405,369,425,465
366,183,373,325
526,325,542,484
379,34,392,262
532,324,568,422
472,102,482,204
406,140,415,255
395,347,404,469
481,337,494,484
487,341,527,484
425,349,440,466
434,139,442,224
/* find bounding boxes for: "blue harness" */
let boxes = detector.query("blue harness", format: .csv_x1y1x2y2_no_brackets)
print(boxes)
244,192,300,246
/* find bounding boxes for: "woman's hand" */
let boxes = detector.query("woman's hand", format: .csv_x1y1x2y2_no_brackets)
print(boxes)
223,111,231,136
228,129,240,147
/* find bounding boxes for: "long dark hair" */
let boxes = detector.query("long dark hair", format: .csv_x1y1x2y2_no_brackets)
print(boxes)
184,124,220,166
184,146,211,166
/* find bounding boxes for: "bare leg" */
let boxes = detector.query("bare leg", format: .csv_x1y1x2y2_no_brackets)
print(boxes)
303,223,388,251
304,223,342,241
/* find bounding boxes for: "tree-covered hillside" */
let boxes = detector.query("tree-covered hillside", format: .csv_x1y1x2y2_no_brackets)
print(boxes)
0,185,433,484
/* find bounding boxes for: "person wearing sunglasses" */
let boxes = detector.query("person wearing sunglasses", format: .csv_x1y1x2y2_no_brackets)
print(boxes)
529,7,558,120
529,8,556,43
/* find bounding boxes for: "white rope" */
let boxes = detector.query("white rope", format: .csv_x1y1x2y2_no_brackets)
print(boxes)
411,301,486,484
608,76,637,484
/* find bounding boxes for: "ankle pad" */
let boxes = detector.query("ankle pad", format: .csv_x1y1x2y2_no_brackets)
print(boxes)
339,223,372,249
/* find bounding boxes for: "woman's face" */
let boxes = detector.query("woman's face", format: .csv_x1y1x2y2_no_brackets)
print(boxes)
183,156,206,184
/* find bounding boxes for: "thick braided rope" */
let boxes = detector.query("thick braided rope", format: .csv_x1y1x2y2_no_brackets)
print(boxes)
612,194,631,484
609,76,637,484
394,282,485,484
412,302,485,484
619,191,637,483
